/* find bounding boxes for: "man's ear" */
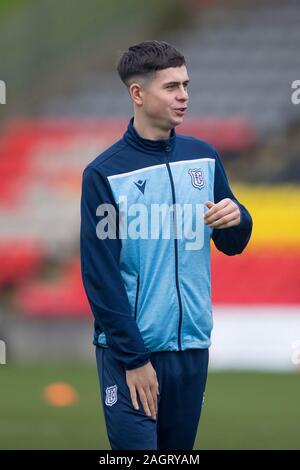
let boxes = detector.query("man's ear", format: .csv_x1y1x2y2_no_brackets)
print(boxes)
129,82,143,106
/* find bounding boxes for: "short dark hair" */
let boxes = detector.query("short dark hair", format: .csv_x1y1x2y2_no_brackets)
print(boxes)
117,40,186,87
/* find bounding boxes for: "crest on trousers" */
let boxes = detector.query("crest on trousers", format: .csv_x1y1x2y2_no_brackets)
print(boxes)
105,385,118,406
188,168,205,190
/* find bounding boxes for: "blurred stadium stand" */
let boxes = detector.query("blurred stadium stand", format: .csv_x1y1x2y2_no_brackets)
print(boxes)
39,0,300,137
0,0,299,368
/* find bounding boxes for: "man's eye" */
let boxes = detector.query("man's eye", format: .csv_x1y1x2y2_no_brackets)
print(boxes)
166,84,188,89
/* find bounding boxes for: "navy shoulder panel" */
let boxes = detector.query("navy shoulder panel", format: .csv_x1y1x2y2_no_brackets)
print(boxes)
85,138,163,179
175,134,217,159
85,138,126,170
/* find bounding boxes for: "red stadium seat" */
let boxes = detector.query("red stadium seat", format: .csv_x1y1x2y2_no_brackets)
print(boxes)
0,240,45,289
211,248,300,304
14,257,90,317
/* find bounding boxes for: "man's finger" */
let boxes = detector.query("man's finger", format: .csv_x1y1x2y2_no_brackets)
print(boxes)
154,381,160,413
204,205,233,224
154,384,159,412
204,200,216,217
137,388,152,418
145,387,156,419
205,200,214,209
149,384,158,415
204,199,230,219
208,212,239,228
214,221,236,229
129,385,139,411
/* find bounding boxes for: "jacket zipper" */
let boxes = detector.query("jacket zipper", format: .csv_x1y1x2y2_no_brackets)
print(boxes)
165,152,183,351
134,275,140,321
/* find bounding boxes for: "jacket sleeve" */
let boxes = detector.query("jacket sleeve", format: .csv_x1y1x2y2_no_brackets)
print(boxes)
80,165,151,370
211,150,253,255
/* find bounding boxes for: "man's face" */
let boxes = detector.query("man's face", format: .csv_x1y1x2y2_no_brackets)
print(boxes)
136,65,189,130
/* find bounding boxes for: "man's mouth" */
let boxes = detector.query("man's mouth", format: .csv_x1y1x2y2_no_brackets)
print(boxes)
174,108,187,115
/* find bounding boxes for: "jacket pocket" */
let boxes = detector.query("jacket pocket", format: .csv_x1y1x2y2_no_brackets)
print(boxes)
134,275,140,321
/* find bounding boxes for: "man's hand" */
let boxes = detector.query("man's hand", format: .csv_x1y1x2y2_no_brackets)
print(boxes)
126,361,159,420
204,198,241,229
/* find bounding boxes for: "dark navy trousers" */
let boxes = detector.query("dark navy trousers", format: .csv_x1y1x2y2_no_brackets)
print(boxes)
95,346,209,450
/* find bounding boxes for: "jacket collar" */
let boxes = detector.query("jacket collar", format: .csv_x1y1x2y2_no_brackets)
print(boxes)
124,117,176,153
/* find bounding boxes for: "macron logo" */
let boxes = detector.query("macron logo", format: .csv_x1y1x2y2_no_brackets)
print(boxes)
134,179,147,194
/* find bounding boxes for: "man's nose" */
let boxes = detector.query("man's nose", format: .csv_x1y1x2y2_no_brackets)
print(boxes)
176,86,188,101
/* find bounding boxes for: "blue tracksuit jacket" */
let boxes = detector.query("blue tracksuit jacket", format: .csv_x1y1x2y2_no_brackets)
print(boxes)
80,117,252,370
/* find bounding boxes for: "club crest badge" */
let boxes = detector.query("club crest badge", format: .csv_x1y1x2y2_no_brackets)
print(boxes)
188,168,205,190
105,385,118,406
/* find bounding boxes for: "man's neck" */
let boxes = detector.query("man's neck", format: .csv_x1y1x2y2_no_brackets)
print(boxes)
133,116,171,141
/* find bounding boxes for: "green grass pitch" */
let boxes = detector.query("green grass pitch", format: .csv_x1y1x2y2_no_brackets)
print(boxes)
0,363,299,449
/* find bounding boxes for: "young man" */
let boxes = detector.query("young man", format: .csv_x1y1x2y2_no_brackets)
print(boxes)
80,40,252,450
